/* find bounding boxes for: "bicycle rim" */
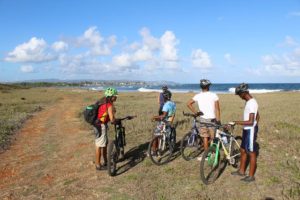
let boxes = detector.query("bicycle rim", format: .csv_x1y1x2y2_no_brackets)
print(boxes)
107,140,118,176
181,132,203,161
148,135,172,165
200,146,220,185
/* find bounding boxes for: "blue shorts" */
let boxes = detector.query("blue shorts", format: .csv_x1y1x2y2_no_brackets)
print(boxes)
241,125,258,153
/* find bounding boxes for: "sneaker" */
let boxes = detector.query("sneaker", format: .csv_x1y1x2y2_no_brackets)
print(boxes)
95,165,101,171
241,176,255,182
231,170,246,177
119,151,125,160
100,164,107,170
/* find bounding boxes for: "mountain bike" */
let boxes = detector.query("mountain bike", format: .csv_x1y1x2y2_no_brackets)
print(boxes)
180,112,204,161
148,120,176,165
199,123,242,185
107,116,136,176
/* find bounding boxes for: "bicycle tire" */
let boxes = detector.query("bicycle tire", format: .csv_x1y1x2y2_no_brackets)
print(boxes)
199,145,221,185
230,136,242,168
148,135,173,165
107,140,118,176
180,131,203,161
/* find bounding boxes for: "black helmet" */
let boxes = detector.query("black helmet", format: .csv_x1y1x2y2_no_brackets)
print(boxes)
162,90,172,100
235,83,249,95
162,85,168,91
200,79,211,88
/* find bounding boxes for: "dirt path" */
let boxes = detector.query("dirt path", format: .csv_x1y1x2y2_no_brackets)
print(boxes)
0,95,99,199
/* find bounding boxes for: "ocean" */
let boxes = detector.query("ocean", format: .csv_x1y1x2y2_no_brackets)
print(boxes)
84,83,300,94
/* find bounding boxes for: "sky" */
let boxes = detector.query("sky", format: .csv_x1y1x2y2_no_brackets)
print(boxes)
0,0,300,83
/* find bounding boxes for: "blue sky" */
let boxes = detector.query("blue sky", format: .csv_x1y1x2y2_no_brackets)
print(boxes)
1,0,300,83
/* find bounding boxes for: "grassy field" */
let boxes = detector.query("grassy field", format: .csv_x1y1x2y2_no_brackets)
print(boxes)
0,87,300,199
0,86,65,151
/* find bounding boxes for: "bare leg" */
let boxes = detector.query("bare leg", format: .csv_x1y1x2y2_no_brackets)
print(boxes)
203,137,209,151
248,152,257,177
239,148,247,174
95,146,101,167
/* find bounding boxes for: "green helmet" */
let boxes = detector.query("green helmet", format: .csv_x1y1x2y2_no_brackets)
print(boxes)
104,87,118,97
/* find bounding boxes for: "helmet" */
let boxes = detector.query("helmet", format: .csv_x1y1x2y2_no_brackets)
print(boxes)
235,83,249,95
162,90,172,100
200,79,211,88
162,85,168,91
104,87,118,97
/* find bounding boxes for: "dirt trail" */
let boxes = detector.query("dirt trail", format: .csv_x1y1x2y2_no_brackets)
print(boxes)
0,95,100,199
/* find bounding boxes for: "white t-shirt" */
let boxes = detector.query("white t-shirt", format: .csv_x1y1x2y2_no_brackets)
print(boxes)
243,98,258,129
192,91,219,119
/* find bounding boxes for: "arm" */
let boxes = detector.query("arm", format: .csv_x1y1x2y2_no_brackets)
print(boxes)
108,105,116,123
256,111,260,124
215,100,221,122
187,99,198,114
152,111,167,121
234,113,255,126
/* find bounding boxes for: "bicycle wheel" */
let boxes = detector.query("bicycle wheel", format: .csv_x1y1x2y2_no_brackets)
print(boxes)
107,140,118,176
181,131,203,161
199,145,221,185
148,135,173,165
230,136,242,168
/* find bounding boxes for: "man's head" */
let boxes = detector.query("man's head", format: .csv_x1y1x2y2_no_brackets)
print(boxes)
200,79,211,90
162,90,172,101
162,85,168,92
104,87,118,102
235,83,249,99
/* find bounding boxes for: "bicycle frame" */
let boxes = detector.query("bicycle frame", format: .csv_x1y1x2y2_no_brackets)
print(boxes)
187,119,200,146
208,127,240,167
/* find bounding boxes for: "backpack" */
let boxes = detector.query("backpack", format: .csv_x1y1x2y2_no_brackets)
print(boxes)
83,98,106,125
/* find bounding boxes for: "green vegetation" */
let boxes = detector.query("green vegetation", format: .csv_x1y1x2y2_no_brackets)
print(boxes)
0,86,64,149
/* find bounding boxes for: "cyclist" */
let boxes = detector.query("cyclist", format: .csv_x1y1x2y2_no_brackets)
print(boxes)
157,85,169,115
230,83,259,182
94,87,118,170
151,90,176,155
187,79,221,159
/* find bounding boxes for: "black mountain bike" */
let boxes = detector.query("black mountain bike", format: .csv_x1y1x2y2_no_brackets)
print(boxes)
180,112,204,161
107,116,136,176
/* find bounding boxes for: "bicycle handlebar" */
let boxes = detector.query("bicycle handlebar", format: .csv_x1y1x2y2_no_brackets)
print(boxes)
117,115,137,121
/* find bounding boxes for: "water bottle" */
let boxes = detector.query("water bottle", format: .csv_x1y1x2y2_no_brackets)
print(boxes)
221,132,228,145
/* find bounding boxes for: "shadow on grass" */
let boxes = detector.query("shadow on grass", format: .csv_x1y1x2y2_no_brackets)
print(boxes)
113,142,149,176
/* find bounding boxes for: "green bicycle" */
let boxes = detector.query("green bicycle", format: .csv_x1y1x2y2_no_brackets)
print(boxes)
199,123,242,185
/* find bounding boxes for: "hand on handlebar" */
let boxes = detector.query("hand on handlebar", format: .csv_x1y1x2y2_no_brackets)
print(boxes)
196,111,204,117
228,121,236,126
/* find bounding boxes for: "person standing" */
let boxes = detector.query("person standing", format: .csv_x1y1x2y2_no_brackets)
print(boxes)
231,83,259,182
157,85,168,115
151,90,176,156
187,79,221,155
94,87,118,170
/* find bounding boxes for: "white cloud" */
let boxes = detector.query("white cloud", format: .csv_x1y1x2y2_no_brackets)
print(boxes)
224,53,234,65
77,26,116,56
5,37,55,63
261,52,300,76
52,41,68,52
160,31,179,61
191,49,212,69
140,27,160,50
279,36,298,47
20,65,34,73
112,53,132,67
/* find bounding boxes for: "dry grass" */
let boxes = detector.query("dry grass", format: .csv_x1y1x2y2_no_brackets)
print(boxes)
1,88,300,199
